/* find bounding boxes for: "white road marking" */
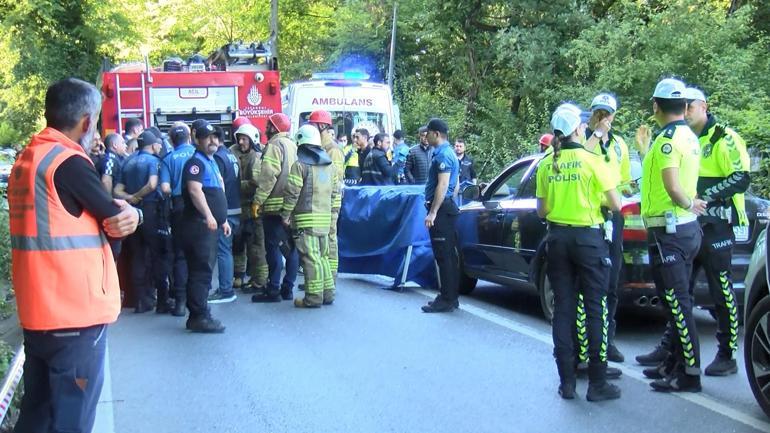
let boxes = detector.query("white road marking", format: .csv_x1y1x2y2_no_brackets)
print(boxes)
93,344,115,433
413,288,770,433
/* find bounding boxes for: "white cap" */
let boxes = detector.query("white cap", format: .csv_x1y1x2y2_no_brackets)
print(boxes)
591,93,618,113
556,102,583,116
684,87,707,102
551,107,582,136
652,78,686,99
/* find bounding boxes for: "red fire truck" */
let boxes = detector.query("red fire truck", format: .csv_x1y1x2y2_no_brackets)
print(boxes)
99,42,281,143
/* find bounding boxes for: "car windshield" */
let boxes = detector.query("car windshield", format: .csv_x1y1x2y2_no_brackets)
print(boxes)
300,111,388,141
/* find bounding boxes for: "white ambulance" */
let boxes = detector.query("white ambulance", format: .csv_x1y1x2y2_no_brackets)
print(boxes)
282,72,401,139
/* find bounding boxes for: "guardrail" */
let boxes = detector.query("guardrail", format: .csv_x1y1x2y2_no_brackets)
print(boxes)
0,344,23,425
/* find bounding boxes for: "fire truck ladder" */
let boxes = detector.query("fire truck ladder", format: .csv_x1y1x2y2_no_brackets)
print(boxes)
115,73,148,134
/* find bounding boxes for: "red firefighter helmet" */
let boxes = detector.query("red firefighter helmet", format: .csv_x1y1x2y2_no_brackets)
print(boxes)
308,110,332,126
233,117,253,130
539,133,554,151
268,113,291,133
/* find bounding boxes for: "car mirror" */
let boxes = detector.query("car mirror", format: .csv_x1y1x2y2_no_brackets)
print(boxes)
462,184,481,201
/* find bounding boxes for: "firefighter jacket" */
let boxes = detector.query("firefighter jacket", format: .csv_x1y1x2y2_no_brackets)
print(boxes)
322,134,344,211
229,143,259,215
281,144,340,236
696,114,750,227
9,127,120,330
253,132,297,214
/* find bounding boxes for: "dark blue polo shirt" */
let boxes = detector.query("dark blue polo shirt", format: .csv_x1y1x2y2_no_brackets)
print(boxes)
182,150,227,225
96,150,124,185
213,145,241,213
424,141,459,202
121,150,160,202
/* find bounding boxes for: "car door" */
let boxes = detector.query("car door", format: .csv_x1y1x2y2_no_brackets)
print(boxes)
498,157,547,281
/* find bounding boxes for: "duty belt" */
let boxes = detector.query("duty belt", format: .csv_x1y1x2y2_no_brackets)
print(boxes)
548,222,602,230
643,214,697,228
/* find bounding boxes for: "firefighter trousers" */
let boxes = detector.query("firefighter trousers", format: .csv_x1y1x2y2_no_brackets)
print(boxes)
296,231,333,306
648,222,702,375
328,210,339,280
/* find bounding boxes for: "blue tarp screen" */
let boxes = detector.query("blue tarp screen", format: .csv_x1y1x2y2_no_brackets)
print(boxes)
338,185,437,288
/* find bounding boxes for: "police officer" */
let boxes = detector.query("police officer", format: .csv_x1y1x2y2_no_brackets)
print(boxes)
160,123,196,317
536,106,621,401
181,120,230,333
309,110,344,286
97,133,127,196
640,87,751,377
208,126,241,303
281,125,339,307
118,131,170,313
640,78,707,392
584,93,634,363
251,112,299,303
421,118,460,313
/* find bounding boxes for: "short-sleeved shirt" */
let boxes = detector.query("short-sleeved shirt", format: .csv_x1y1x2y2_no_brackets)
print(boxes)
121,150,160,203
96,150,124,185
536,142,617,226
182,150,227,225
424,141,459,202
160,143,195,197
641,120,701,218
697,115,750,180
587,130,632,192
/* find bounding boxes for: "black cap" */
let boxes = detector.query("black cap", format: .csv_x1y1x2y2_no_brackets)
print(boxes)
193,120,215,139
137,131,160,147
169,125,190,144
426,118,449,135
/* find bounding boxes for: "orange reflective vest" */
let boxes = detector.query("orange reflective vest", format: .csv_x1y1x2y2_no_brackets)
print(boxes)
8,127,120,330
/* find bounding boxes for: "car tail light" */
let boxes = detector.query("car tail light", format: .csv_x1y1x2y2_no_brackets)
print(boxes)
621,202,646,242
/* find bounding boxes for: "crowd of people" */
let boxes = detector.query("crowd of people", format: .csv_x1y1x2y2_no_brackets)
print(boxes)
537,78,750,401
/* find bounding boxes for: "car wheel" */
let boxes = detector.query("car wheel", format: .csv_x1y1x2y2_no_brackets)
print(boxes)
744,295,770,418
458,253,477,295
538,261,555,322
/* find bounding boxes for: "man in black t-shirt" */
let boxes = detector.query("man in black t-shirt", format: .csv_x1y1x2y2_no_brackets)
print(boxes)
181,119,230,333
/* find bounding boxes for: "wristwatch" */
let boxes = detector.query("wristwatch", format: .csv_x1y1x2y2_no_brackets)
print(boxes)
135,207,144,226
593,130,604,139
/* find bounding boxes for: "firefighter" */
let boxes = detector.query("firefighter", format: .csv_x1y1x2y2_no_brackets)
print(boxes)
309,110,345,286
230,121,268,293
117,131,170,313
160,123,196,317
180,120,229,333
251,112,299,303
420,119,461,313
640,78,707,392
281,125,339,307
641,87,751,378
536,105,622,401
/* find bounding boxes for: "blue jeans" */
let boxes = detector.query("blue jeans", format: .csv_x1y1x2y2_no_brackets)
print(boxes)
263,214,299,295
15,324,107,433
217,215,240,296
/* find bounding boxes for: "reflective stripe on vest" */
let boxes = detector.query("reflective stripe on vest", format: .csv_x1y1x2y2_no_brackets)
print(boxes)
10,145,105,251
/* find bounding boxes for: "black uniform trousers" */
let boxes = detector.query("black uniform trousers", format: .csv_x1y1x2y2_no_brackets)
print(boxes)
429,198,460,306
128,201,171,308
262,214,299,296
182,219,217,319
14,324,107,433
658,220,739,356
170,196,188,301
547,226,611,367
648,222,702,375
606,212,625,344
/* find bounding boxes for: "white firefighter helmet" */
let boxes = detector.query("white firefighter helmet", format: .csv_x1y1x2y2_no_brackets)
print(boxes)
296,124,321,146
234,123,260,145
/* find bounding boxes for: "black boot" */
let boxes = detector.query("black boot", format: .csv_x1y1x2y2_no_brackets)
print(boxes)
172,296,186,317
586,362,621,402
636,345,670,366
577,362,622,380
651,370,701,393
704,351,737,376
556,360,576,400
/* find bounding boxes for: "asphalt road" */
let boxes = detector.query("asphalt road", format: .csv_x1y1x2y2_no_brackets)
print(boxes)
95,275,770,433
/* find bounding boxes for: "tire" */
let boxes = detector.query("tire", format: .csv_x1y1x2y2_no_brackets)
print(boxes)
458,253,477,295
538,260,555,322
744,295,770,418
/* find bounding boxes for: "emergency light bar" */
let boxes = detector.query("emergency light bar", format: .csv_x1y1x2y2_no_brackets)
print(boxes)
312,72,370,81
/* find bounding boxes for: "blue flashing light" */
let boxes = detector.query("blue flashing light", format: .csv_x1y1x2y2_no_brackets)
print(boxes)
312,71,370,81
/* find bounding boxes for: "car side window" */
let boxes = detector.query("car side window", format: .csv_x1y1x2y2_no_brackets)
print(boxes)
488,162,530,200
519,176,536,199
